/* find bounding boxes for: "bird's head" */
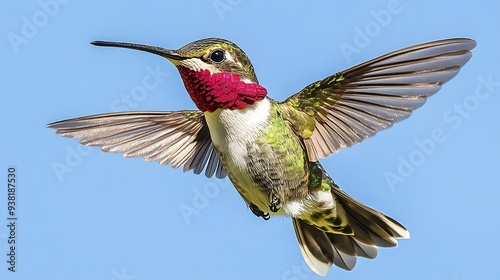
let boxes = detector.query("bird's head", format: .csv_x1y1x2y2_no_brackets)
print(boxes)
92,38,267,112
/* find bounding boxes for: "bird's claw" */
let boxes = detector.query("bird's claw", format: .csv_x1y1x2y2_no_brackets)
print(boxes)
269,196,281,213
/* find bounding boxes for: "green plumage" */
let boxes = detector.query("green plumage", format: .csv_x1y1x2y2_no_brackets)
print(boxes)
234,101,310,213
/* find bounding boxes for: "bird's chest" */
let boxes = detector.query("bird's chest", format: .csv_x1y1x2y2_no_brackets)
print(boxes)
204,99,275,206
204,99,309,214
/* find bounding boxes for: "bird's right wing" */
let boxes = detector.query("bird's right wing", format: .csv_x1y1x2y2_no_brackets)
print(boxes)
47,111,227,178
282,38,476,161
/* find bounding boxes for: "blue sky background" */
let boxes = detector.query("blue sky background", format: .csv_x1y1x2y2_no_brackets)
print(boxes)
1,0,499,279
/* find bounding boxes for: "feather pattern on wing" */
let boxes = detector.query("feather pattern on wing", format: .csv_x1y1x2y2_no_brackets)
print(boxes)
282,38,476,161
47,111,227,178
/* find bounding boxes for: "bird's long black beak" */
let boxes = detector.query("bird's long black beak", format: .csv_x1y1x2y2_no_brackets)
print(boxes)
91,41,185,61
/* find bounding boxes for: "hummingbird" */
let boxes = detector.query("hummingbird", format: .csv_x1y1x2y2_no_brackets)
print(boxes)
48,37,475,275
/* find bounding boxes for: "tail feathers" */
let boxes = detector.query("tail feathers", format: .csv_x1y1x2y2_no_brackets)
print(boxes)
293,186,409,276
333,186,410,245
293,218,359,274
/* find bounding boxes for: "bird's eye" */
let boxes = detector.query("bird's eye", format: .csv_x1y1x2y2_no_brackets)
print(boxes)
209,50,225,63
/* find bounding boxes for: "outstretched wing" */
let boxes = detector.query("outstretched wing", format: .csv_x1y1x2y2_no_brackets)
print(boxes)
47,111,227,178
282,38,476,161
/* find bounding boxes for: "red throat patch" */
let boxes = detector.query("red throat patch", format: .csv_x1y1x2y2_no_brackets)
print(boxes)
177,67,267,112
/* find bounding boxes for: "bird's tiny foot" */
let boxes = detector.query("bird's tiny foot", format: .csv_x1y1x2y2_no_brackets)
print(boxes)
269,196,281,213
262,212,270,220
249,203,270,220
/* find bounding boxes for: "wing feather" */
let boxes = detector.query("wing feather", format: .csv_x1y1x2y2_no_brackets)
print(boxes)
47,111,227,178
282,38,476,160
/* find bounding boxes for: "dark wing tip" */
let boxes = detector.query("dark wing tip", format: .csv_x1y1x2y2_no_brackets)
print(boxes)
46,120,61,128
427,37,476,48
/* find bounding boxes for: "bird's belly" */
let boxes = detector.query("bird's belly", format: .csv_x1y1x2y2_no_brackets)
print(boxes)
222,156,273,213
204,99,276,212
204,98,309,216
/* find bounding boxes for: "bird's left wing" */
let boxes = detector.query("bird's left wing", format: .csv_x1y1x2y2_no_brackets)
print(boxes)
281,38,476,161
47,111,227,178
